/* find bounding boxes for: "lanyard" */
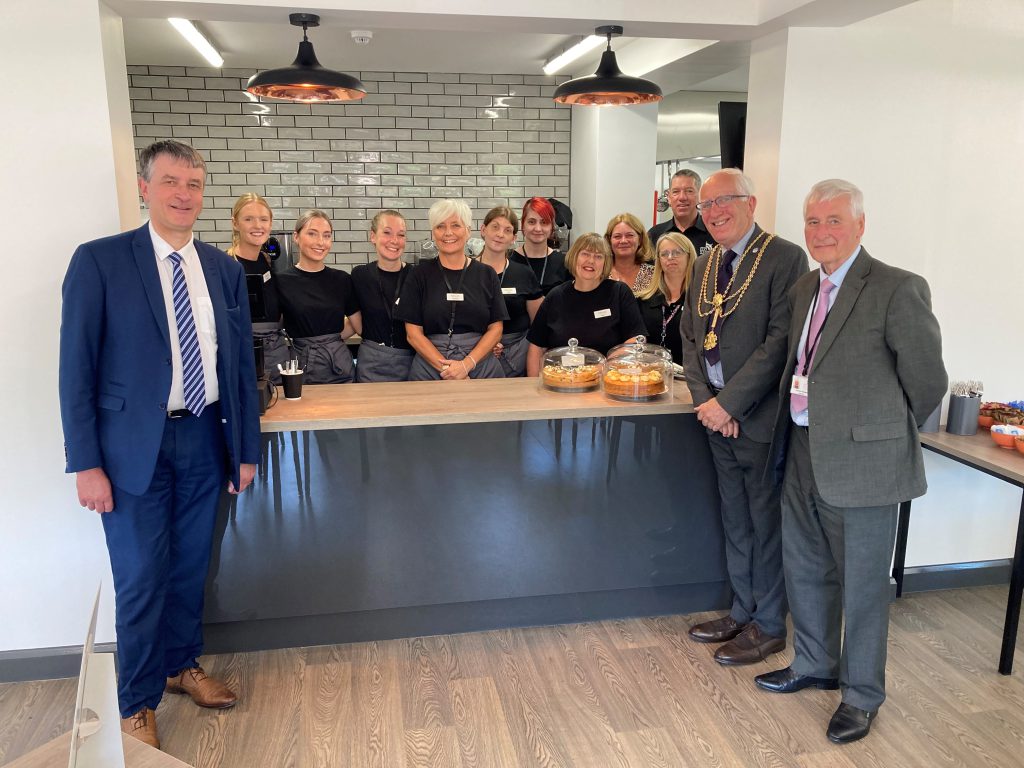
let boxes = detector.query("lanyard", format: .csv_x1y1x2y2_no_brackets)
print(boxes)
376,264,407,347
800,286,832,376
660,298,683,347
498,258,509,287
439,257,469,338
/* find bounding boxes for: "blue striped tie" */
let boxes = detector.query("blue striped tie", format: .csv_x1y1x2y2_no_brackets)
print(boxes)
168,251,206,417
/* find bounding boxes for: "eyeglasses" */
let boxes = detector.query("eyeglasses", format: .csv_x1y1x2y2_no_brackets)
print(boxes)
695,194,749,212
659,249,688,260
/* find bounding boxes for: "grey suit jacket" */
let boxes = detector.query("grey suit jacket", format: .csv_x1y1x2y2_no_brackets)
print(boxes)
681,225,808,443
769,248,947,507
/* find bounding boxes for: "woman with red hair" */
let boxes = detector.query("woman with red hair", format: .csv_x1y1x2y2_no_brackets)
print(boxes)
509,197,570,296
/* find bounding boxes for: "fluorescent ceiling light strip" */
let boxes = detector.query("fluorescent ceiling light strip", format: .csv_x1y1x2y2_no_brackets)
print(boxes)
169,18,224,68
543,35,604,75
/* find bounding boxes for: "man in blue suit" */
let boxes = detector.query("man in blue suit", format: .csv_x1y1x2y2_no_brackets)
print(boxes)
59,140,260,749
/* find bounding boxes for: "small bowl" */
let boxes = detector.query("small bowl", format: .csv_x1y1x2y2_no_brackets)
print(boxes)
1016,435,1024,455
991,424,1024,449
978,414,995,429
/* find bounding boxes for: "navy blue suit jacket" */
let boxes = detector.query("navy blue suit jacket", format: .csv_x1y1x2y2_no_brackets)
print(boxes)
59,224,260,496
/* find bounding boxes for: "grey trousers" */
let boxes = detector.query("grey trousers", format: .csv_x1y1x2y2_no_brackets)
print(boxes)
782,425,897,712
706,430,787,639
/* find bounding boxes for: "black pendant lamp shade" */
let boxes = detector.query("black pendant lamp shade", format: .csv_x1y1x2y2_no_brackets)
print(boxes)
246,14,366,103
552,26,662,106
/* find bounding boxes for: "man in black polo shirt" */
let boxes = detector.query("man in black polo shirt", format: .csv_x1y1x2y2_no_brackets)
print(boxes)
648,169,716,257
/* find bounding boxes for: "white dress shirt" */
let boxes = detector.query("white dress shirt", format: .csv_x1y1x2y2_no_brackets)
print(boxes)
149,223,220,409
790,246,861,426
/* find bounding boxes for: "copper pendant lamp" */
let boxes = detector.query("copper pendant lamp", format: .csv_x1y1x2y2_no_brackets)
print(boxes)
552,26,662,106
246,13,366,103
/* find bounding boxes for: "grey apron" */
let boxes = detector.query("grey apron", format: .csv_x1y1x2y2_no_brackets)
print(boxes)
408,332,505,380
496,330,529,378
356,342,414,382
292,333,355,384
251,321,290,385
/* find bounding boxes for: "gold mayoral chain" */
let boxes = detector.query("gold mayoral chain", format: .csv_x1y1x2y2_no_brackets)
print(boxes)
697,231,776,351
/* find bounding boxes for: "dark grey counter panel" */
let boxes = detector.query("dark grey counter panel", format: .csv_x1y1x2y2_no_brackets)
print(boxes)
204,414,728,652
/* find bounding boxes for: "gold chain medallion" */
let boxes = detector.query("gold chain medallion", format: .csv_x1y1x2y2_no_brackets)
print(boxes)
698,231,776,351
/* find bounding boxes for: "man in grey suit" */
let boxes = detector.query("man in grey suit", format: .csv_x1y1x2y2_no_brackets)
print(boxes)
755,179,946,744
681,169,808,665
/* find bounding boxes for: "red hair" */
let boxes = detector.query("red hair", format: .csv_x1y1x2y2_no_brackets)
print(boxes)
522,196,556,225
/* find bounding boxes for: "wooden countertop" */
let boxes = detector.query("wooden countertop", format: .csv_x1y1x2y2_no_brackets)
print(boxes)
260,377,695,432
921,428,1024,486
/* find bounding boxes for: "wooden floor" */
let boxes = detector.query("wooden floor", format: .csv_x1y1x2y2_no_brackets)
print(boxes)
3,586,1024,767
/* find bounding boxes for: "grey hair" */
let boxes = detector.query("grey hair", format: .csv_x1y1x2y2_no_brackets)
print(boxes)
138,140,206,182
804,179,864,218
671,168,702,188
428,198,473,230
704,168,755,197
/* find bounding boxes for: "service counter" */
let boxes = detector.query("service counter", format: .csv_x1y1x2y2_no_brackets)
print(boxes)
204,379,729,653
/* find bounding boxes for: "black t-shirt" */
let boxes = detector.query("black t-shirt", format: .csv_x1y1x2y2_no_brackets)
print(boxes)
648,217,716,258
238,254,281,322
396,257,508,336
276,265,360,339
509,249,571,296
484,258,544,334
351,263,414,349
638,293,686,364
527,280,647,355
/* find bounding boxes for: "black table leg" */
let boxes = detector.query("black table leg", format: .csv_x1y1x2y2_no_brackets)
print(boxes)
998,490,1024,675
892,499,912,598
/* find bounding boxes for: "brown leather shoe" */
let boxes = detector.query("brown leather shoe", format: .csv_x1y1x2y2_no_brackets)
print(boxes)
714,624,786,665
166,666,238,709
688,615,746,644
121,706,160,749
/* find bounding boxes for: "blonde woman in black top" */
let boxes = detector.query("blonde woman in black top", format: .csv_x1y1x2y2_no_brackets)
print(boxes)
351,210,416,382
227,193,289,383
637,232,696,364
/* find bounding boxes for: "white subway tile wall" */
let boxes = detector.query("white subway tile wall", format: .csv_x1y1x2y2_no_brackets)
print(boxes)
129,66,571,269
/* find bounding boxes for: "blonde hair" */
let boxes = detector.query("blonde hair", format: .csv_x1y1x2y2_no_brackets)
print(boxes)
228,192,273,258
371,209,406,232
638,232,696,301
565,233,613,281
294,209,332,235
604,213,654,265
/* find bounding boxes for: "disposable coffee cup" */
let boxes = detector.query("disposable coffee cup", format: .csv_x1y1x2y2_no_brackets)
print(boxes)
281,370,304,400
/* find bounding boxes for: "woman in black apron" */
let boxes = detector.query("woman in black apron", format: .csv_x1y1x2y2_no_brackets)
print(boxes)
276,210,362,384
637,232,696,364
397,199,507,380
477,206,544,377
509,196,570,296
525,233,647,376
352,210,416,382
227,193,290,383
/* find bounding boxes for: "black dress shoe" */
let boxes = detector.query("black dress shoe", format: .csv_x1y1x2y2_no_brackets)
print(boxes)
688,615,745,644
827,703,876,744
755,666,840,693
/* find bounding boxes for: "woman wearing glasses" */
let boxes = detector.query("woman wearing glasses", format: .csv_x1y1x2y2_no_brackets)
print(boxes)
276,210,362,384
637,233,697,364
397,199,508,380
604,213,655,295
525,233,647,376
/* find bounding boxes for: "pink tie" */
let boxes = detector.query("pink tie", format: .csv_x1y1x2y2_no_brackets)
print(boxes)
790,278,836,417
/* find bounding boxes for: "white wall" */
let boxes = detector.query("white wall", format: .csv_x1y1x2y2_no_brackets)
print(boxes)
0,0,135,651
746,0,1024,565
570,103,659,233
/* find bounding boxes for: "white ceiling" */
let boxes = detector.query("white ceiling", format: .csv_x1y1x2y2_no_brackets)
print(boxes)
115,1,914,96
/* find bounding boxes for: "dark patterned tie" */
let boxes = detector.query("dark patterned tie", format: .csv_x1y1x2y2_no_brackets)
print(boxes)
703,250,735,367
168,252,207,417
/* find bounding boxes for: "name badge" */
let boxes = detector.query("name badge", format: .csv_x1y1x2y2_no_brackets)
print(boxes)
394,297,400,305
262,271,272,283
446,292,464,302
594,308,612,319
501,287,517,295
790,375,809,397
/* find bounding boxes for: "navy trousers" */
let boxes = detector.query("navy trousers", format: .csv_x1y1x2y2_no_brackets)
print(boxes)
101,406,226,718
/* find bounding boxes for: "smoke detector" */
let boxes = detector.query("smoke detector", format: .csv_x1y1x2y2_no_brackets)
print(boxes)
351,30,373,45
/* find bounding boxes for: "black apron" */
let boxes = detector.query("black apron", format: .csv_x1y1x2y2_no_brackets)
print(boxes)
355,342,414,382
292,333,355,384
495,330,529,378
408,332,505,381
